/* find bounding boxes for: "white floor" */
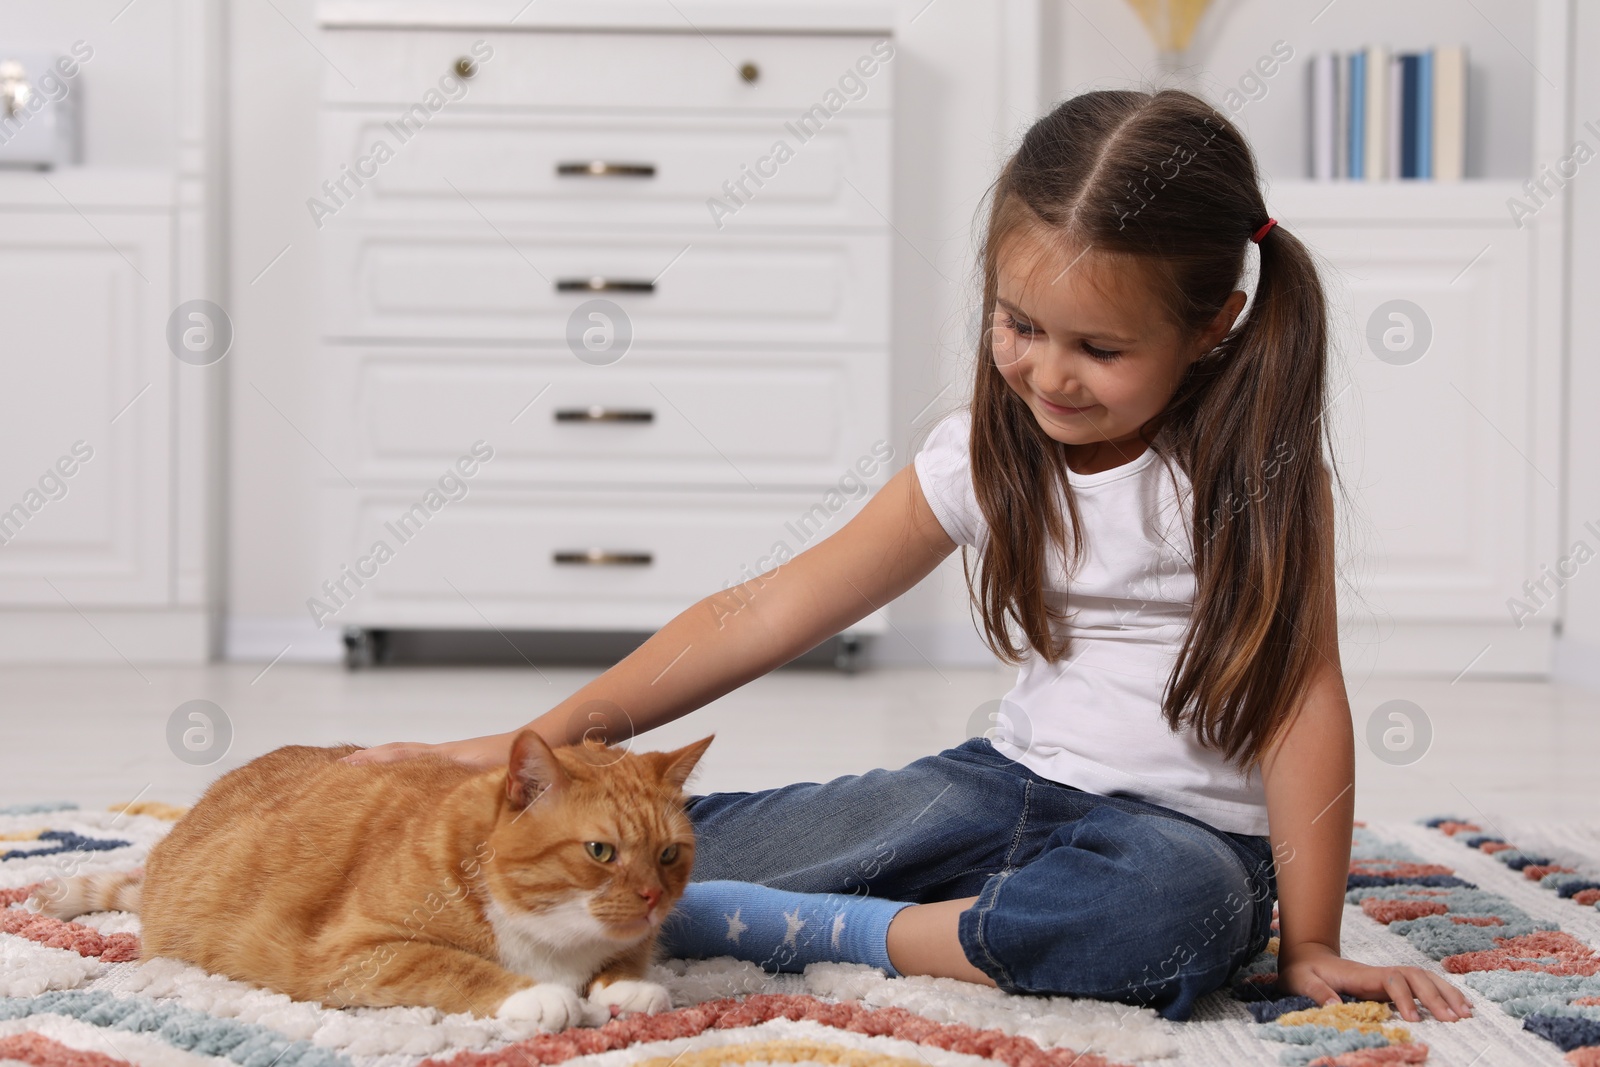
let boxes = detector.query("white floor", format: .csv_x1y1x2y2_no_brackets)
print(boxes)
2,662,1597,830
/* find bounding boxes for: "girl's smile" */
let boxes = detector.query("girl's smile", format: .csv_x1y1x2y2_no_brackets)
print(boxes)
1035,396,1096,417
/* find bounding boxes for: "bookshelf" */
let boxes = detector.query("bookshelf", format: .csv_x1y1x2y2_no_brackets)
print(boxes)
1007,0,1570,678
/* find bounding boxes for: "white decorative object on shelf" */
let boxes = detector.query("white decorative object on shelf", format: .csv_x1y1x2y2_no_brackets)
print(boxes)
0,47,87,169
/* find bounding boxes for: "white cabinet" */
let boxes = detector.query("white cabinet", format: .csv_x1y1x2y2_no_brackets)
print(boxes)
0,210,172,606
1299,209,1538,615
314,17,895,662
0,173,221,662
1269,189,1564,676
0,1,225,664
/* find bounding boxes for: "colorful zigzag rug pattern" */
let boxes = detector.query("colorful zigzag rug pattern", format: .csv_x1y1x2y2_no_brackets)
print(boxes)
1420,816,1600,1064
1224,819,1600,1066
4,801,1598,1067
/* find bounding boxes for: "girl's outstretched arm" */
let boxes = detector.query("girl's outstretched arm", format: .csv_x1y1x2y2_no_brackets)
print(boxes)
341,464,959,767
1261,484,1473,1023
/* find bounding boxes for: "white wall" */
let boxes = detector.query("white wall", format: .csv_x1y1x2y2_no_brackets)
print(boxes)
1555,2,1600,688
222,0,1009,663
224,0,335,657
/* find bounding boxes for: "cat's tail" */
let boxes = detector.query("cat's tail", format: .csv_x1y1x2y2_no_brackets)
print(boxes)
28,866,144,918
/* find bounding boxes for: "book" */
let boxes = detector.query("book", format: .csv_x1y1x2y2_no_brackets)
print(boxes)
1311,51,1336,180
1400,52,1419,178
1334,50,1348,180
1307,43,1466,180
1364,44,1388,180
1349,50,1366,178
1387,51,1402,179
1433,45,1466,181
1418,49,1434,178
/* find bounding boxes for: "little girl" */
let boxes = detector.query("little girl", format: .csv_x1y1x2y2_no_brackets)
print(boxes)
344,88,1474,1025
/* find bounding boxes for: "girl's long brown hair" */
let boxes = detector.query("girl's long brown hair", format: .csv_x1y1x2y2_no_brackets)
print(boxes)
967,88,1337,770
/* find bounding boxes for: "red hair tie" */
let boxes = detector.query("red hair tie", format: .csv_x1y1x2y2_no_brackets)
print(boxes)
1251,217,1277,243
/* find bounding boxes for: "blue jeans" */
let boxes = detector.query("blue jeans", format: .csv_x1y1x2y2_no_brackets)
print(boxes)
682,737,1278,1022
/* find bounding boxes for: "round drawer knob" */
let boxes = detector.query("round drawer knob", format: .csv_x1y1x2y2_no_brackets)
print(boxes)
739,61,760,84
454,56,478,79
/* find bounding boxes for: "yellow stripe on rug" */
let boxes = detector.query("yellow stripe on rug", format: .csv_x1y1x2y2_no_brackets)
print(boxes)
636,1040,929,1067
1273,1001,1413,1044
0,829,47,841
105,802,187,821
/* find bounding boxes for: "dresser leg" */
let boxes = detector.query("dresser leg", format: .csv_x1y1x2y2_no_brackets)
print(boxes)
343,626,391,670
834,632,865,674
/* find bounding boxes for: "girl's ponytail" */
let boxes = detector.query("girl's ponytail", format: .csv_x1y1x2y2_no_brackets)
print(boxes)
1161,218,1336,766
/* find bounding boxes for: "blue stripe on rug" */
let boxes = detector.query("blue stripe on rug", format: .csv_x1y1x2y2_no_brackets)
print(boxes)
2,831,132,861
1345,873,1475,889
0,802,78,815
0,990,352,1067
1523,1012,1600,1053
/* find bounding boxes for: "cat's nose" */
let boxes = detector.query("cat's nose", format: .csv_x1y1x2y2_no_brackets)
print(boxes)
639,886,662,911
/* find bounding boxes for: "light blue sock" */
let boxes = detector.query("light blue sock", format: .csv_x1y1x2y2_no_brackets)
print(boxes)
659,880,914,976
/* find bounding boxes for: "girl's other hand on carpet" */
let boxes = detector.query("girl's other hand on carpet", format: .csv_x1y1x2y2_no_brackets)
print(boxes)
1279,943,1475,1022
338,732,513,769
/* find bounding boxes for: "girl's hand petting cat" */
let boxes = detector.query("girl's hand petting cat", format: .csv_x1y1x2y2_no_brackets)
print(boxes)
1279,942,1474,1022
338,732,513,769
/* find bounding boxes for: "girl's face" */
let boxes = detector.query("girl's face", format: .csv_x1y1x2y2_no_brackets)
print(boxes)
990,227,1245,472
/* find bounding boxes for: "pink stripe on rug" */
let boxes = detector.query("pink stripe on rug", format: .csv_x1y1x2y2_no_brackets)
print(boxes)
0,883,45,907
0,1032,137,1067
1306,1044,1430,1065
0,907,140,962
1443,931,1600,977
420,993,1133,1067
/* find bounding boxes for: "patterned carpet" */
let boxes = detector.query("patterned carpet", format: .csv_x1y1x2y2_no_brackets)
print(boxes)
3,802,1598,1067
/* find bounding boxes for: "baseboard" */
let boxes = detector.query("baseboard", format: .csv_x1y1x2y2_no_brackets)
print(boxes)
218,612,1562,677
224,615,344,662
1337,617,1555,678
1552,635,1600,690
868,619,999,668
0,608,211,664
872,617,1558,676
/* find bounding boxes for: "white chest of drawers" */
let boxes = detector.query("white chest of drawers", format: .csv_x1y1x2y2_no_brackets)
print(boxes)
312,10,895,667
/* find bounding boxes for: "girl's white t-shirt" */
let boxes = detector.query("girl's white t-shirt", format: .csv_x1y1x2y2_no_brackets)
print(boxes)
913,410,1269,836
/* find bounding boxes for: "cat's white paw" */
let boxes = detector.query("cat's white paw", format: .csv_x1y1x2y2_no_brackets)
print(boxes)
496,983,587,1030
588,978,671,1016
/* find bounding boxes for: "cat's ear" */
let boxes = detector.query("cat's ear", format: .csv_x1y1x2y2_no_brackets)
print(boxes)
657,735,714,791
506,730,570,810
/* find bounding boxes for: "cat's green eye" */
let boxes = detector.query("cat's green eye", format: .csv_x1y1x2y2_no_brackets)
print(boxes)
660,844,679,865
585,841,616,863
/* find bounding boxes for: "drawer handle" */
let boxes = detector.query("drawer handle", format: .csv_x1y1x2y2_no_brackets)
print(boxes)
554,549,654,567
554,406,655,423
556,277,656,294
556,161,657,179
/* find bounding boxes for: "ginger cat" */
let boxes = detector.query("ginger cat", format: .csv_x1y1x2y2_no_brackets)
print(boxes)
32,730,712,1029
